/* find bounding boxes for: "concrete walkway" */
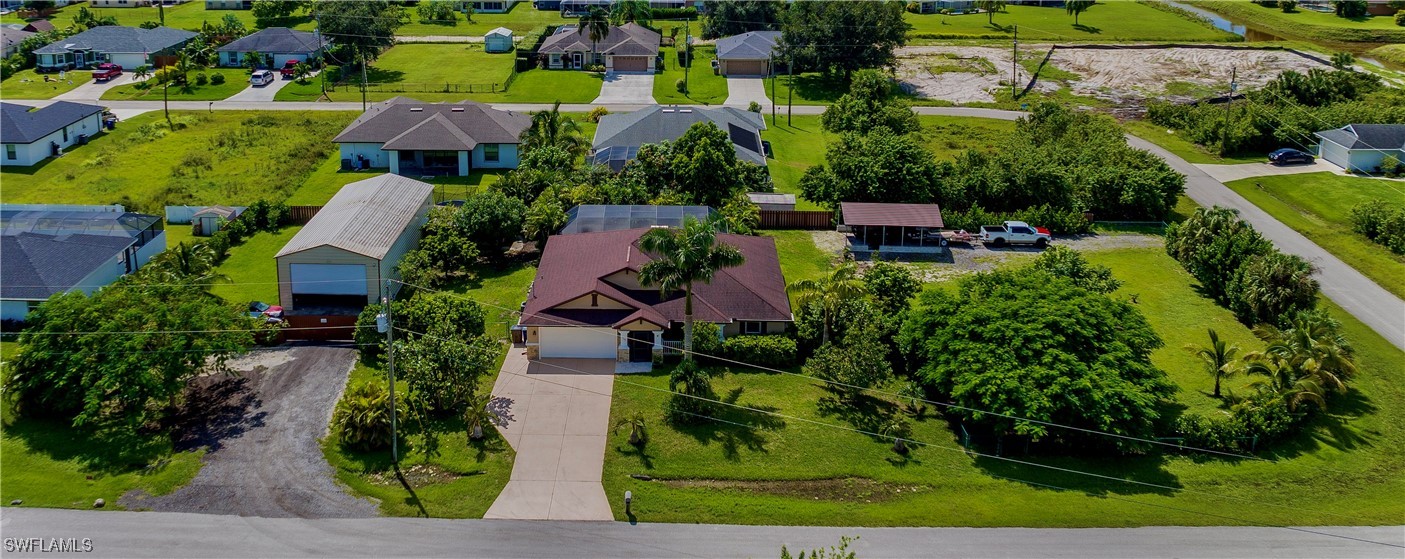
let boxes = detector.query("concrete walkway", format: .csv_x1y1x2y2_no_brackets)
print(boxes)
483,347,615,521
592,73,655,105
724,77,771,109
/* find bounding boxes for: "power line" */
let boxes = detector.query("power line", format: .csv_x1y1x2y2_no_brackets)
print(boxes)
17,325,367,336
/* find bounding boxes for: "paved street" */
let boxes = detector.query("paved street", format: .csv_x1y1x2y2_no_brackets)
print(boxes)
2,508,1401,559
484,349,615,521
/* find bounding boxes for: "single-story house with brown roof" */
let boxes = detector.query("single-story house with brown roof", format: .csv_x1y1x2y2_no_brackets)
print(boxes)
537,22,659,73
520,226,792,362
332,97,531,177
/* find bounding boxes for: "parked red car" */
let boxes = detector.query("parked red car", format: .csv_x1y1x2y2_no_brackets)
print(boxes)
91,63,122,82
279,59,300,78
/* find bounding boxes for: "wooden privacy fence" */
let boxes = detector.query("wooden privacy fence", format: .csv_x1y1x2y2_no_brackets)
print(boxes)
758,210,833,230
286,205,322,225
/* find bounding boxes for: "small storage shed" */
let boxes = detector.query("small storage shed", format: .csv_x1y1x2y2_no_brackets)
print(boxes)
274,174,434,312
192,205,243,236
746,192,795,212
484,27,514,53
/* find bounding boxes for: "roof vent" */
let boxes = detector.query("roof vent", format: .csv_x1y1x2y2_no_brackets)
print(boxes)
410,107,423,112
679,109,693,113
661,108,675,113
451,107,465,112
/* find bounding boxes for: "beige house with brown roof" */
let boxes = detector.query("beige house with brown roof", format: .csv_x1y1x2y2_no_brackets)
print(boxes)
537,23,659,73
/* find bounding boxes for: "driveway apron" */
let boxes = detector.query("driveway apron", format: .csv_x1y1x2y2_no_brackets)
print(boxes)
1195,160,1335,183
225,71,314,103
484,347,615,521
52,72,141,101
592,73,656,105
724,77,771,109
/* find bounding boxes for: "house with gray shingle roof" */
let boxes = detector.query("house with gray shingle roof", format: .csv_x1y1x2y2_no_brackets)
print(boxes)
714,30,780,76
591,105,767,172
32,25,196,71
1,25,35,58
216,27,329,68
538,22,659,73
333,97,531,177
1,101,104,167
1314,124,1405,174
0,206,166,322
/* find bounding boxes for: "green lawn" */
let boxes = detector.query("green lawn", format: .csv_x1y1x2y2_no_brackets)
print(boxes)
764,230,838,292
1185,1,1405,43
653,46,728,106
209,226,303,306
278,65,603,104
1,399,204,510
0,68,92,99
1224,172,1405,300
1368,44,1405,69
762,115,1016,210
444,260,539,341
602,245,1405,527
397,2,571,36
903,2,1238,42
100,68,248,101
0,111,356,213
0,3,310,32
1121,120,1268,165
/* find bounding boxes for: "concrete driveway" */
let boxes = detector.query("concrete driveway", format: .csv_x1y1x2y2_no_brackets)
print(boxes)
592,73,655,104
484,347,615,521
225,72,314,103
53,72,142,101
724,77,771,109
1196,159,1336,183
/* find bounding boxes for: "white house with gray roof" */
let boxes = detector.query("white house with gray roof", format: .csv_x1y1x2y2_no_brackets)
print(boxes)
32,25,196,71
1,101,104,167
714,30,780,76
216,27,329,68
274,175,433,312
1314,124,1405,174
333,97,531,177
591,105,767,172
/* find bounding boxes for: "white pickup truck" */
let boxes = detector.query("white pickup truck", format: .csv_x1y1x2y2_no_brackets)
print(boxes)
979,221,1052,248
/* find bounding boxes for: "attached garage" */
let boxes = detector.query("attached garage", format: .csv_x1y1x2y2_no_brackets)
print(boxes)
275,174,434,312
109,53,149,69
537,327,617,359
722,59,768,77
611,55,649,73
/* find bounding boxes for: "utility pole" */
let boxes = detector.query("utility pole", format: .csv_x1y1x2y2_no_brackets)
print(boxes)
787,55,792,126
361,53,368,111
1223,65,1236,152
770,57,776,125
163,82,170,127
1011,25,1018,99
158,1,164,25
683,19,690,94
383,281,398,465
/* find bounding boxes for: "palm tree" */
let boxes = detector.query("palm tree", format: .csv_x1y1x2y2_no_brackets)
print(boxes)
521,101,587,158
133,64,152,81
1065,0,1093,26
173,52,197,88
578,6,610,68
614,411,648,446
976,0,1007,25
609,0,651,27
1243,312,1356,412
1187,328,1239,398
880,416,912,454
897,380,927,417
464,391,496,440
637,215,745,362
787,260,867,345
160,242,227,288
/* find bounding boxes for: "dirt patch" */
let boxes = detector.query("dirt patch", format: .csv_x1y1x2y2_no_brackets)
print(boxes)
659,477,931,503
120,346,377,518
810,230,848,255
897,46,1056,104
367,464,475,487
1052,47,1330,107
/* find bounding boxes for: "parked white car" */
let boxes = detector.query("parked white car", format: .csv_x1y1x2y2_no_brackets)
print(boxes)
249,70,275,86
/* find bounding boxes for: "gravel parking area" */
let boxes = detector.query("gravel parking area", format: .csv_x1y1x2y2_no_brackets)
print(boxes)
121,346,376,518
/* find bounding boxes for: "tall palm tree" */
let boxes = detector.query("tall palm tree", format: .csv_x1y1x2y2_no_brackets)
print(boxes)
1065,0,1093,26
521,101,587,158
1188,328,1239,398
578,6,610,68
976,0,1007,25
609,0,651,27
637,216,745,362
173,52,198,88
787,260,867,345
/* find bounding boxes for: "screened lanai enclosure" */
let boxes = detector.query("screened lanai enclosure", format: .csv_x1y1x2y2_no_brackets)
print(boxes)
558,205,719,235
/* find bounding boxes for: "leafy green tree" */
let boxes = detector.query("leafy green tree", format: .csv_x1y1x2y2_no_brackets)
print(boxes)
578,6,611,66
1331,0,1369,18
976,0,1007,24
416,0,458,25
396,291,487,343
1065,0,1093,25
522,101,588,159
314,0,403,64
637,216,745,361
609,0,652,27
779,0,906,79
1330,52,1355,70
820,69,920,135
524,191,569,246
701,0,779,39
1027,245,1121,294
1188,329,1239,398
252,0,307,27
788,260,867,345
804,323,892,400
1227,252,1319,327
794,291,880,355
393,323,498,416
73,6,118,29
1164,206,1272,306
457,190,527,259
9,281,254,429
801,127,943,210
333,382,403,451
669,121,760,208
398,206,481,287
900,269,1173,453
862,259,918,317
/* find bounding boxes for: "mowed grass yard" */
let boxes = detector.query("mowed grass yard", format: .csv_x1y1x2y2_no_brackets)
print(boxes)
762,115,1015,210
0,2,314,32
0,68,92,99
1120,120,1268,165
101,68,249,101
602,242,1405,527
1185,0,1405,43
653,46,728,106
1224,172,1405,300
0,111,356,213
903,2,1237,42
208,226,303,307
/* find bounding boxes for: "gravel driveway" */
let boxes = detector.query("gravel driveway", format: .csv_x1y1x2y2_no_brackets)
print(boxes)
121,346,377,518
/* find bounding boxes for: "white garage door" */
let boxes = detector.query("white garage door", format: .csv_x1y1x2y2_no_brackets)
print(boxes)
538,327,617,359
1319,141,1350,169
289,263,368,296
110,53,147,69
273,53,309,67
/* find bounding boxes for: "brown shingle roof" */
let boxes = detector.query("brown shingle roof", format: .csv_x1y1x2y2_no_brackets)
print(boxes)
521,228,792,328
841,202,944,228
538,23,659,56
333,97,530,150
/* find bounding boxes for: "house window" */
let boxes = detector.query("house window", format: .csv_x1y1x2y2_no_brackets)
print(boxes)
484,144,500,162
590,293,598,307
62,126,68,142
742,321,763,334
5,145,15,160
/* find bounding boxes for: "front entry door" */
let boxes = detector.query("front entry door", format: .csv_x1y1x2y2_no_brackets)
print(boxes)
572,52,584,69
627,331,653,362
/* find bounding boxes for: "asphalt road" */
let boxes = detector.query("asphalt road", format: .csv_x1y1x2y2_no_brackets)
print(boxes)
2,508,1402,559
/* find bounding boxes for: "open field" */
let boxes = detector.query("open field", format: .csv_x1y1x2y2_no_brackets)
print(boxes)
601,242,1405,527
101,68,248,101
653,46,728,106
1223,172,1405,300
392,3,571,36
277,66,603,104
0,111,356,213
1185,0,1405,44
903,2,1238,42
1120,120,1268,165
0,68,92,99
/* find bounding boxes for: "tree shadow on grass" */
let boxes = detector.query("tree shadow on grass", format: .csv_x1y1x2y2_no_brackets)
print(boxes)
816,391,899,436
2,415,176,476
613,442,656,470
783,73,849,104
1072,24,1102,34
973,449,1183,497
1253,388,1379,461
673,388,786,462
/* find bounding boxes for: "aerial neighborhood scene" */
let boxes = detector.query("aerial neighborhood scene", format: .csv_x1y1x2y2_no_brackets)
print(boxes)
1,0,1404,556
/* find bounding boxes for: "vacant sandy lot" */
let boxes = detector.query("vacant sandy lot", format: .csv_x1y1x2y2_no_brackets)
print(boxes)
896,46,1056,104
